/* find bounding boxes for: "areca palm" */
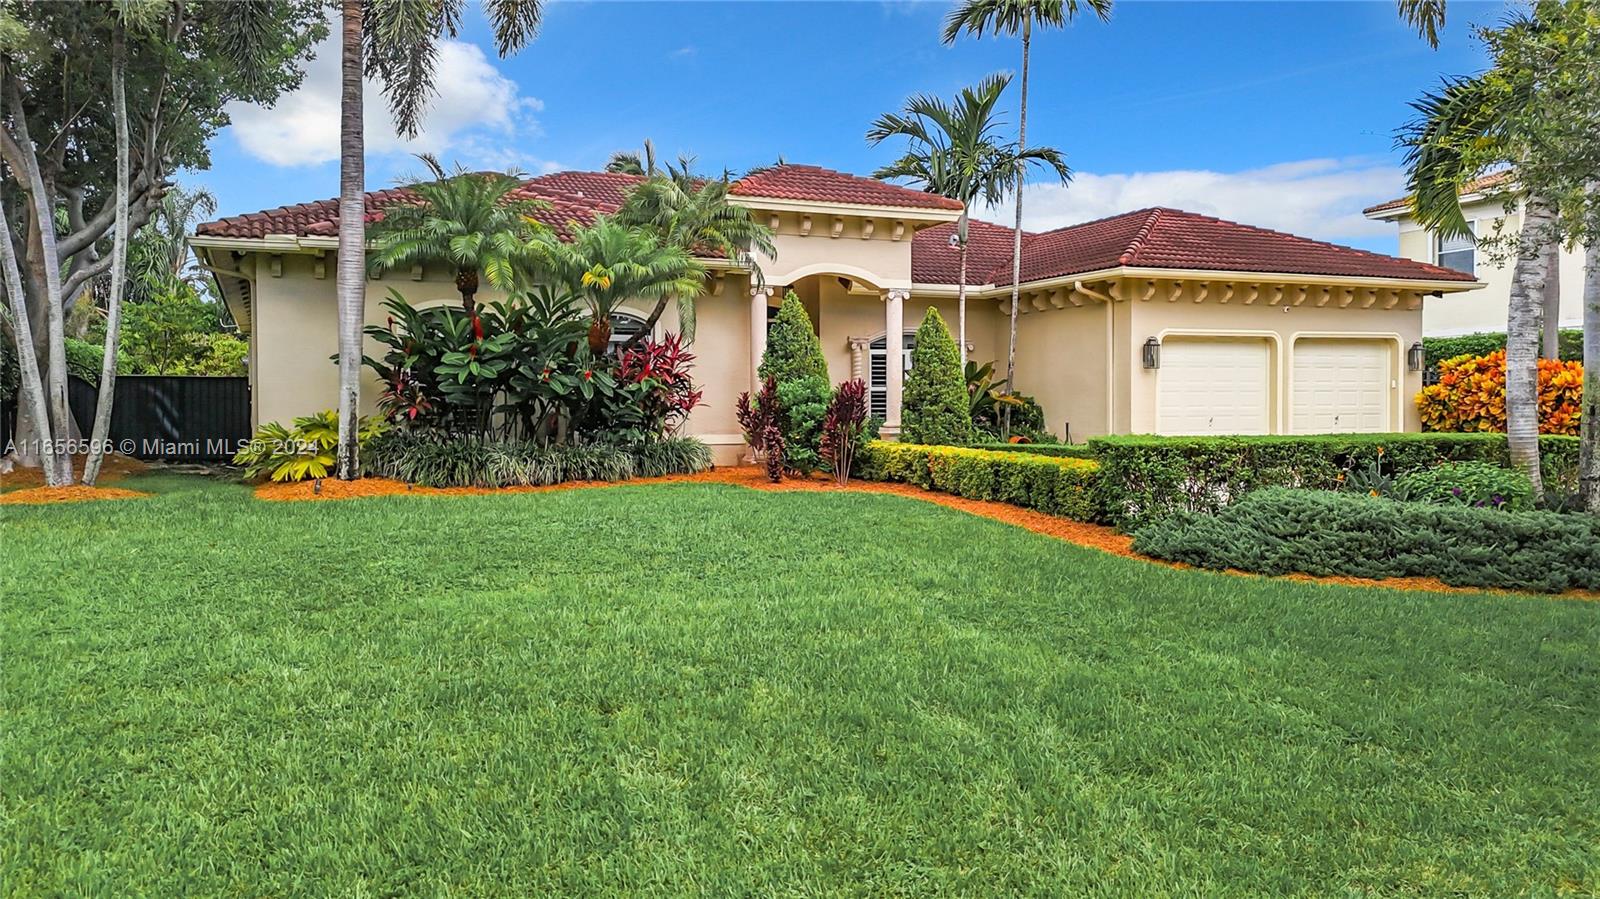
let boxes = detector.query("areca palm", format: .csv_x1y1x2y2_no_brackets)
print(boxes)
1400,0,1448,47
615,174,776,346
1403,72,1552,493
334,0,544,478
868,72,1069,365
534,216,706,356
942,0,1110,433
368,156,546,312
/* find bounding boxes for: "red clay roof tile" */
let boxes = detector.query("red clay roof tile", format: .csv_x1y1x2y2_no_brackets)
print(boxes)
1362,170,1516,216
730,164,964,211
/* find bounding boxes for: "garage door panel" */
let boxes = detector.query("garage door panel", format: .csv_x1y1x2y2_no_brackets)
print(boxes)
1157,339,1271,435
1292,340,1390,433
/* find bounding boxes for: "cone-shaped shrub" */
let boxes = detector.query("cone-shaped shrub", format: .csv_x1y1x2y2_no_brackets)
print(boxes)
902,308,972,446
758,291,828,383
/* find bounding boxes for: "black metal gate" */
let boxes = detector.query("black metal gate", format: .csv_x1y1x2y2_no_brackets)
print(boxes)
67,375,251,461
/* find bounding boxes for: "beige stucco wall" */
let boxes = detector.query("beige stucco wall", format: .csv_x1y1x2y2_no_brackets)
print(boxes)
1122,281,1426,434
1008,300,1113,442
1392,199,1586,336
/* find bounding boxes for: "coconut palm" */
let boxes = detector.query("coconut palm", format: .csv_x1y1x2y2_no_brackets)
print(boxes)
615,173,776,346
534,215,706,356
942,0,1110,434
1403,72,1553,494
368,156,547,312
868,72,1069,365
334,0,545,479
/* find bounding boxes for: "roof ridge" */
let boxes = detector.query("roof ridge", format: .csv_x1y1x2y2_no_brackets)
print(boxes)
1117,208,1166,266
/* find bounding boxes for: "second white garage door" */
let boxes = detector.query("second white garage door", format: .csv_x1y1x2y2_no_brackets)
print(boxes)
1292,339,1391,433
1156,338,1272,435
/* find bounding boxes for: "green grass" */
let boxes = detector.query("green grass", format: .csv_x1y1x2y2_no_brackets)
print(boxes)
3,474,1598,895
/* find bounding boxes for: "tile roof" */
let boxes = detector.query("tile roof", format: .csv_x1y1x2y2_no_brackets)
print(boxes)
1362,170,1516,216
911,219,1029,284
730,164,964,211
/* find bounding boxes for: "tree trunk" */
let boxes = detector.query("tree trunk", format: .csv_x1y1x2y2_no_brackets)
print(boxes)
335,0,365,480
1542,240,1562,359
455,267,478,312
1581,236,1599,512
0,111,55,483
1506,194,1553,495
1002,18,1030,439
957,226,969,368
84,30,130,486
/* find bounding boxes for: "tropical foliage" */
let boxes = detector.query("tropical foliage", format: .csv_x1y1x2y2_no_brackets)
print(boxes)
1416,350,1582,436
234,410,388,482
820,379,871,486
901,308,972,446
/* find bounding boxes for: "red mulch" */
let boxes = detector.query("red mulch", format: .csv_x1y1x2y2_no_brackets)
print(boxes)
0,485,150,505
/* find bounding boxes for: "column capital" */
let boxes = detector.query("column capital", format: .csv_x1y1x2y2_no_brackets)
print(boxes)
751,285,775,299
882,288,911,303
847,336,871,351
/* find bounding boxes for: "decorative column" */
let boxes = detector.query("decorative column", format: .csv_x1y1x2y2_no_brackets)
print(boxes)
883,289,909,432
847,337,870,382
750,285,773,394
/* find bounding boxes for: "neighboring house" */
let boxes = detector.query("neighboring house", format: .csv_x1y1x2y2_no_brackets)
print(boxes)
192,164,1477,463
1364,171,1588,337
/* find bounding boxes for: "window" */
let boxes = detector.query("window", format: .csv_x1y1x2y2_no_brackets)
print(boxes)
1436,224,1475,274
607,312,648,356
868,331,916,420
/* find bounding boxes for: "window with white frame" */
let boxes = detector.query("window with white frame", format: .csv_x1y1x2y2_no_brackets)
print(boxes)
1436,223,1476,273
868,331,916,420
607,312,648,355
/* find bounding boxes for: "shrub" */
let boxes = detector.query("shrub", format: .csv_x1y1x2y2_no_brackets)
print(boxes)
757,291,828,383
234,410,388,482
820,379,869,485
968,442,1094,460
775,375,831,473
361,434,643,487
1424,329,1583,369
1089,432,1579,530
617,334,704,437
858,441,1100,521
630,437,713,478
901,308,972,446
1394,461,1534,511
737,375,785,482
1416,350,1582,435
1131,487,1600,594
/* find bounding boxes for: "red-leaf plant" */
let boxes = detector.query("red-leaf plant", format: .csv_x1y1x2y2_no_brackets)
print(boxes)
737,375,785,481
820,378,867,486
619,333,704,437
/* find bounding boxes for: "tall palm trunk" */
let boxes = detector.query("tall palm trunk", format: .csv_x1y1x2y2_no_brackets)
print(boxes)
84,30,130,486
335,0,365,480
957,216,969,367
1581,233,1599,512
1002,18,1030,438
1542,241,1562,359
1507,194,1554,495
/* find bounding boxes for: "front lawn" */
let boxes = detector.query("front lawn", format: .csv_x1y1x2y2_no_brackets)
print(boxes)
3,475,1597,895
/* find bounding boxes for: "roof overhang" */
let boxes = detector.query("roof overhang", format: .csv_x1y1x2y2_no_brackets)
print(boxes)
914,265,1481,297
730,195,960,226
1363,184,1517,222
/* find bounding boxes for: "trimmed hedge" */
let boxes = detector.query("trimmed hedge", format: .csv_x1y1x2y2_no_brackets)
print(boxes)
364,435,711,487
1089,432,1580,530
1425,329,1582,369
1132,487,1600,594
859,441,1100,521
969,442,1095,460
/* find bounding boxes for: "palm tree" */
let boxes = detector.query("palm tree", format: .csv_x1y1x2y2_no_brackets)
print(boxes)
127,186,218,305
614,173,776,346
942,0,1111,434
334,0,545,479
534,215,706,355
367,156,547,312
867,72,1069,366
1403,73,1553,494
1399,0,1448,47
606,139,657,176
82,21,131,487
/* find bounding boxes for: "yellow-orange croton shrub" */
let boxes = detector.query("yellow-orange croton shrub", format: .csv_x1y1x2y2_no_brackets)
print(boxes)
1416,350,1582,435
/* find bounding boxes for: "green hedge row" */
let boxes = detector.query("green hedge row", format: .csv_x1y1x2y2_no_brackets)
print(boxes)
967,442,1096,460
1132,487,1600,594
1087,432,1580,530
1425,329,1582,368
859,442,1100,521
364,435,711,487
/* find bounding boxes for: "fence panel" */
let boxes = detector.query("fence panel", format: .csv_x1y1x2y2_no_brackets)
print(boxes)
67,375,251,461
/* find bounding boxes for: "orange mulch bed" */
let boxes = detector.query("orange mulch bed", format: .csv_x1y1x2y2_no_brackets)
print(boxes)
0,453,147,492
254,465,1595,600
0,485,150,505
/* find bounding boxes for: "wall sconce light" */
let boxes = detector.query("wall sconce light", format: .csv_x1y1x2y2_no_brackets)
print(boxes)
1407,341,1424,372
1142,337,1161,370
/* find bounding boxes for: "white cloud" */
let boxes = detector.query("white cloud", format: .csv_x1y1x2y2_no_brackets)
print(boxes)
669,45,697,60
983,158,1406,246
226,37,542,168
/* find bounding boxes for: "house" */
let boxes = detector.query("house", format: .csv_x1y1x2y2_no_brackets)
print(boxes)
192,164,1478,464
1364,171,1588,337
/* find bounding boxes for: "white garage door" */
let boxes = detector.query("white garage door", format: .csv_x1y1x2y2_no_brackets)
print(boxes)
1156,338,1272,435
1292,339,1391,433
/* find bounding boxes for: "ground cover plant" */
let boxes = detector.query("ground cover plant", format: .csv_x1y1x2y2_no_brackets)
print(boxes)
2,474,1597,895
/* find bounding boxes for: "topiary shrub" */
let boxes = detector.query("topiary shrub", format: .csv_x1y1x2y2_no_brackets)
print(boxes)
758,291,828,383
901,308,972,446
775,375,831,474
1131,487,1600,594
1395,461,1534,511
858,441,1101,521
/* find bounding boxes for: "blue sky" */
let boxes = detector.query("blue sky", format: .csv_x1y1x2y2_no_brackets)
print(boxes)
199,1,1508,254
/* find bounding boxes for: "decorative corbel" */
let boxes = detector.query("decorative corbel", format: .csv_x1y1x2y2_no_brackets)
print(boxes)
892,221,905,242
268,255,283,278
1193,282,1210,304
830,217,844,239
799,215,812,237
1165,281,1184,303
861,219,875,239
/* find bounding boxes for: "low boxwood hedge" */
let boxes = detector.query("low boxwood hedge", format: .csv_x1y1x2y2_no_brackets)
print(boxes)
967,442,1096,460
1131,487,1600,594
859,441,1100,521
1089,432,1579,530
363,435,711,488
